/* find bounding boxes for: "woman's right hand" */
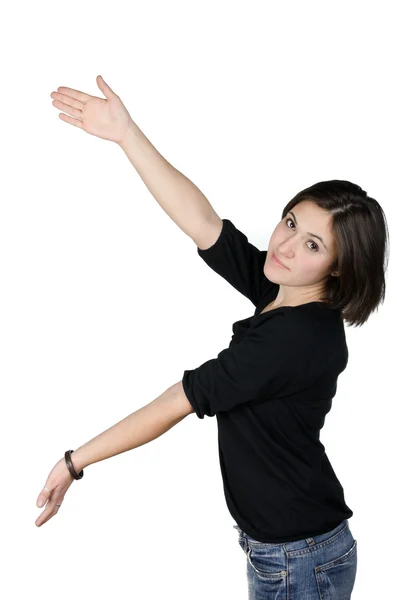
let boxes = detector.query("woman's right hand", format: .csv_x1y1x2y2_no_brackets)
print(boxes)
50,75,135,145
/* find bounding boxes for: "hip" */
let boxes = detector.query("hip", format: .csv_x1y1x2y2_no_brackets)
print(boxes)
233,518,357,599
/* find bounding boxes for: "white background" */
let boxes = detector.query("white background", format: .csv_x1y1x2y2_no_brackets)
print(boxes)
1,1,395,598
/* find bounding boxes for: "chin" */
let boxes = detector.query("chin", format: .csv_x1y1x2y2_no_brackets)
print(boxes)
263,263,282,283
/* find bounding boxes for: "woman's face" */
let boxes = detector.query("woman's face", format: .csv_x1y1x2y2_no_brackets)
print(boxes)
263,200,338,303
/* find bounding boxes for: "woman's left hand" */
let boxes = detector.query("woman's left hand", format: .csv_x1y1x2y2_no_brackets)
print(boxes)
35,457,74,527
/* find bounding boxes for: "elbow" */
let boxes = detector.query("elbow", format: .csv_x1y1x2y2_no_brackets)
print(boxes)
170,380,195,419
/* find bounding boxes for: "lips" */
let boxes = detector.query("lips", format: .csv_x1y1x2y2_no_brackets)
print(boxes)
272,252,288,269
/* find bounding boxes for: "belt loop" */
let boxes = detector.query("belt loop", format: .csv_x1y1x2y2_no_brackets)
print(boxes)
305,537,315,546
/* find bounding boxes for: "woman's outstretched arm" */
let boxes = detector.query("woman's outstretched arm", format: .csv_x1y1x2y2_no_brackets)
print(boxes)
35,381,193,527
71,381,193,472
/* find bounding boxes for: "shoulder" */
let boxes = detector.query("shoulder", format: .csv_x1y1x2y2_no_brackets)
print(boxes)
250,306,338,353
246,311,310,355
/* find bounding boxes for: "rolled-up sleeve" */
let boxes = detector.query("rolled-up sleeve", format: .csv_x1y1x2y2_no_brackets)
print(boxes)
182,313,311,419
197,218,273,307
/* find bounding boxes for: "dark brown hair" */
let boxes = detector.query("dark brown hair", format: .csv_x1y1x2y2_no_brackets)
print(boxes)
281,180,389,328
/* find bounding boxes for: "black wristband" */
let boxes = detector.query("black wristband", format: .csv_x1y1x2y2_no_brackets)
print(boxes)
65,449,84,480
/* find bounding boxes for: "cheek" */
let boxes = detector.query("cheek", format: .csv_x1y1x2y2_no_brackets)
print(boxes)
300,257,328,279
269,227,283,247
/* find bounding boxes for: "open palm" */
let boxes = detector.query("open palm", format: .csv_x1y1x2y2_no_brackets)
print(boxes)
50,75,133,144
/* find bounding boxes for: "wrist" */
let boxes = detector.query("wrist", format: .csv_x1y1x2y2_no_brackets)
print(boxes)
118,119,140,150
68,448,88,473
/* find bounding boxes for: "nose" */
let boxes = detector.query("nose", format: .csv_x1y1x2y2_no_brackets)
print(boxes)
277,247,293,259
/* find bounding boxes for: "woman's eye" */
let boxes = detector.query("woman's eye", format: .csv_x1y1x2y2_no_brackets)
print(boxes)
285,218,318,252
307,241,318,251
286,217,295,229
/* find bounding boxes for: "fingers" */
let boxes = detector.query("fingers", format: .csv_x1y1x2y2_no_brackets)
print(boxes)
50,91,85,110
58,112,83,128
55,86,91,103
36,485,63,527
35,458,74,527
36,485,52,508
97,75,116,98
51,97,83,119
35,492,63,528
50,92,84,127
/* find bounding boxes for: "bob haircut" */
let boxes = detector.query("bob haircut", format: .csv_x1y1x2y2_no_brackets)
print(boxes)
281,180,389,328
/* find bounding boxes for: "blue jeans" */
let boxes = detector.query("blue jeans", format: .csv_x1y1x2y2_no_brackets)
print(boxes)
233,519,357,599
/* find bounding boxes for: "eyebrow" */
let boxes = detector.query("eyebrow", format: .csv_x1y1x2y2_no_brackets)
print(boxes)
288,211,328,250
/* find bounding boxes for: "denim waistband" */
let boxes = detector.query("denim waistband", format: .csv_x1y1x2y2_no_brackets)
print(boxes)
234,519,350,551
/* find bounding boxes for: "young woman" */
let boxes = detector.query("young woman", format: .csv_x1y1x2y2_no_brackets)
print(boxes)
38,75,389,599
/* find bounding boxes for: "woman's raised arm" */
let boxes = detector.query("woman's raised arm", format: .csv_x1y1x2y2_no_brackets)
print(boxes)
50,75,220,241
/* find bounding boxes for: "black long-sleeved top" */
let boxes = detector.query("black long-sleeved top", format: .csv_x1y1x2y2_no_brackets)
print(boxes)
182,218,353,543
